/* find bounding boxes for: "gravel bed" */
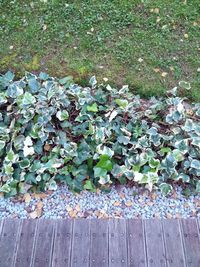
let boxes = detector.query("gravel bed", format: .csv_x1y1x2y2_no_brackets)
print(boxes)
0,185,200,219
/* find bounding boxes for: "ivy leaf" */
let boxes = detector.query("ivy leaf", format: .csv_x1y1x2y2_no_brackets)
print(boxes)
39,72,49,80
83,180,95,191
115,99,128,108
4,71,15,82
87,103,98,112
56,110,69,121
94,167,107,178
89,76,97,88
0,184,11,193
7,84,23,98
28,78,40,93
196,181,200,193
19,159,31,169
159,183,173,195
117,135,130,145
99,174,110,185
191,159,200,170
96,154,113,171
22,92,36,106
0,140,5,151
149,158,160,169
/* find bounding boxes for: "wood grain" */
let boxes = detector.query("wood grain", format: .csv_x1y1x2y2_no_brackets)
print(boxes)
180,219,200,267
90,219,109,267
109,219,127,267
127,219,147,267
52,219,73,267
144,219,167,267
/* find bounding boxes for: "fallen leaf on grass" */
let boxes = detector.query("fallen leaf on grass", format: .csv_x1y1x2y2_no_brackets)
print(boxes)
156,17,161,23
161,72,168,77
154,8,160,14
153,68,160,73
103,77,108,82
138,58,144,63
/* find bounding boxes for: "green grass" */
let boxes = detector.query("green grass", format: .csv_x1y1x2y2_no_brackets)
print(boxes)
0,0,200,100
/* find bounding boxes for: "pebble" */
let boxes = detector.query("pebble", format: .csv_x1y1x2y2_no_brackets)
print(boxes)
0,185,200,219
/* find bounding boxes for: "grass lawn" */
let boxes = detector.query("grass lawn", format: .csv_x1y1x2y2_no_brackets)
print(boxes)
0,0,199,101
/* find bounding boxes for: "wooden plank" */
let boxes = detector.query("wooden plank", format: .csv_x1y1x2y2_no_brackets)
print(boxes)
90,219,109,267
144,220,167,267
14,219,37,267
109,219,127,267
32,219,55,267
127,219,147,267
0,219,21,267
52,219,73,267
71,219,90,267
180,219,200,267
162,219,186,267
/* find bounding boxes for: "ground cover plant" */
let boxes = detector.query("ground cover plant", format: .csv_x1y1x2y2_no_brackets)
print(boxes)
0,0,199,101
0,71,199,197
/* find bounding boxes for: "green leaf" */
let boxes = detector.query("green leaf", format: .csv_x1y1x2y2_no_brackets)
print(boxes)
87,103,98,112
149,158,160,169
56,110,69,121
159,183,173,195
117,135,130,145
99,174,110,185
0,93,7,104
115,99,128,108
172,149,184,162
196,180,200,193
96,154,113,171
191,159,200,170
5,150,18,163
22,92,36,106
0,140,5,151
4,163,14,175
25,173,37,184
89,76,97,87
0,184,10,193
19,159,31,169
39,72,49,80
4,71,15,82
48,180,57,190
83,180,95,191
28,78,40,93
59,76,73,88
94,167,107,178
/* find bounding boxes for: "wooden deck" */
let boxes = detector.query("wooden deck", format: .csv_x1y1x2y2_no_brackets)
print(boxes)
0,219,200,267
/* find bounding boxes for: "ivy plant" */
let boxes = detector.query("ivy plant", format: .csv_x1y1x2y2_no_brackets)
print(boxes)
0,71,199,196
